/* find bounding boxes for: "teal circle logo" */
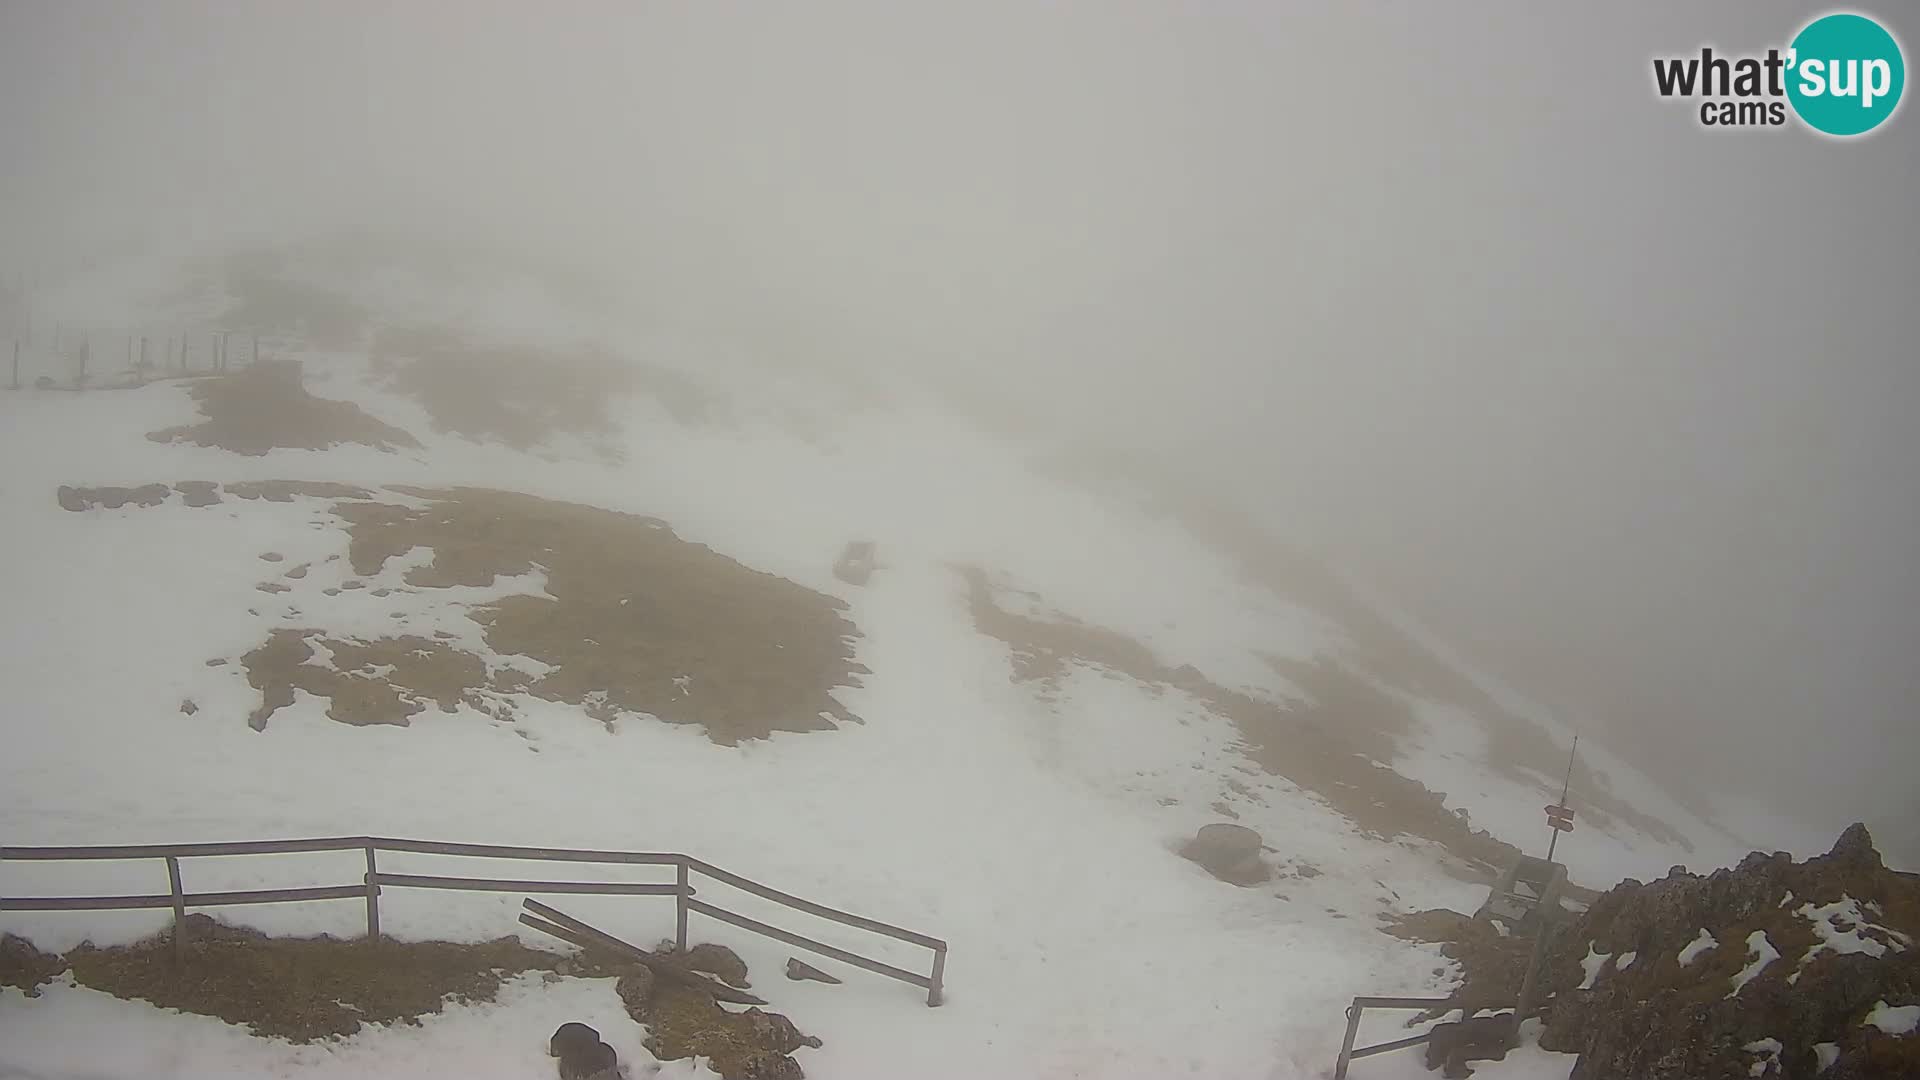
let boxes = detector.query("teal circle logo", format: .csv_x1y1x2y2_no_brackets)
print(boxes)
1786,12,1906,136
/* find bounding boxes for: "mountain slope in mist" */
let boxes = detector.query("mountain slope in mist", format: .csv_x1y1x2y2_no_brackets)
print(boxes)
0,247,1786,1079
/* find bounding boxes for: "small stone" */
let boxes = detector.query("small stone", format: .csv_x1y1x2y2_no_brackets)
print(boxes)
259,552,284,562
785,957,842,985
179,699,198,716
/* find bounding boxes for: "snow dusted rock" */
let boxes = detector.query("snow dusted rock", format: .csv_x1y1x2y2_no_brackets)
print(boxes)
785,957,842,985
678,942,751,988
1180,822,1270,886
0,933,65,997
1533,824,1920,1080
549,1021,601,1059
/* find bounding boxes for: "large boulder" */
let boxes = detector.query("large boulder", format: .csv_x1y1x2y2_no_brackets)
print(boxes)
1179,823,1270,886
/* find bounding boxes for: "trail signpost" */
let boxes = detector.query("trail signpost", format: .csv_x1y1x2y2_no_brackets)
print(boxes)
1545,804,1575,832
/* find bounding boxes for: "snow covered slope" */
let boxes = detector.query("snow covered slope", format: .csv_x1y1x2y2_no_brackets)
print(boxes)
0,249,1759,1079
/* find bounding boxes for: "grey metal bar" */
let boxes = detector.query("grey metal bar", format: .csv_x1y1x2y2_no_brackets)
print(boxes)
1351,996,1454,1009
686,897,931,991
675,861,689,952
1352,1032,1436,1060
1,884,366,911
1334,1002,1364,1080
519,913,600,953
165,856,187,963
370,838,682,865
184,885,367,907
2,837,373,860
372,872,683,896
927,944,947,1007
363,846,380,942
683,857,945,951
2,893,177,912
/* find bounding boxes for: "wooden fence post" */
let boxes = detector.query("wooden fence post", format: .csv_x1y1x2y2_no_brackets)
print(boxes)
166,856,188,964
363,845,381,942
927,944,947,1007
675,860,690,952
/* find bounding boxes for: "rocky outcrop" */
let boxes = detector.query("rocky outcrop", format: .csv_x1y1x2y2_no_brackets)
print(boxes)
0,933,66,996
1535,824,1919,1079
615,944,820,1079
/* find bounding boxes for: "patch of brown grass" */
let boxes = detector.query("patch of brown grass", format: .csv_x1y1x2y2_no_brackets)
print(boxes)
340,488,863,744
147,362,419,456
66,915,566,1041
241,629,495,730
370,326,718,452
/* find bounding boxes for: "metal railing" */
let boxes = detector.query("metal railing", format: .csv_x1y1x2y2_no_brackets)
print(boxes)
1332,996,1463,1079
1,836,947,1006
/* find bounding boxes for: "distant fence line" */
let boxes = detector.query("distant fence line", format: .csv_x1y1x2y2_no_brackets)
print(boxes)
1,836,948,1006
7,325,262,390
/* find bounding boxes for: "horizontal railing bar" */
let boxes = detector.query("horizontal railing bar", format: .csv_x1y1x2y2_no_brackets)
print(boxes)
2,837,373,860
1351,996,1456,1009
371,872,685,896
1,840,945,967
2,893,175,912
683,858,945,951
686,897,931,990
1351,1032,1435,1059
1,884,366,911
369,838,683,865
186,885,369,907
1,838,685,865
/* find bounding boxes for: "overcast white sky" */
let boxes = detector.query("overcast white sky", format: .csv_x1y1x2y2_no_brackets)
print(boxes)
2,2,1914,854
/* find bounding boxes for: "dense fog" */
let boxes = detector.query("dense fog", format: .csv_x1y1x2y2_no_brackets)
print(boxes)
3,2,1914,859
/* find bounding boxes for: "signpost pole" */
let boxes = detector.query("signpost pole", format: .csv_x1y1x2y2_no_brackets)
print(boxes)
1546,735,1578,862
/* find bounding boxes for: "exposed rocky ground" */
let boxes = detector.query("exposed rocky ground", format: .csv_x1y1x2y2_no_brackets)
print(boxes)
1397,825,1919,1078
56,481,865,744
